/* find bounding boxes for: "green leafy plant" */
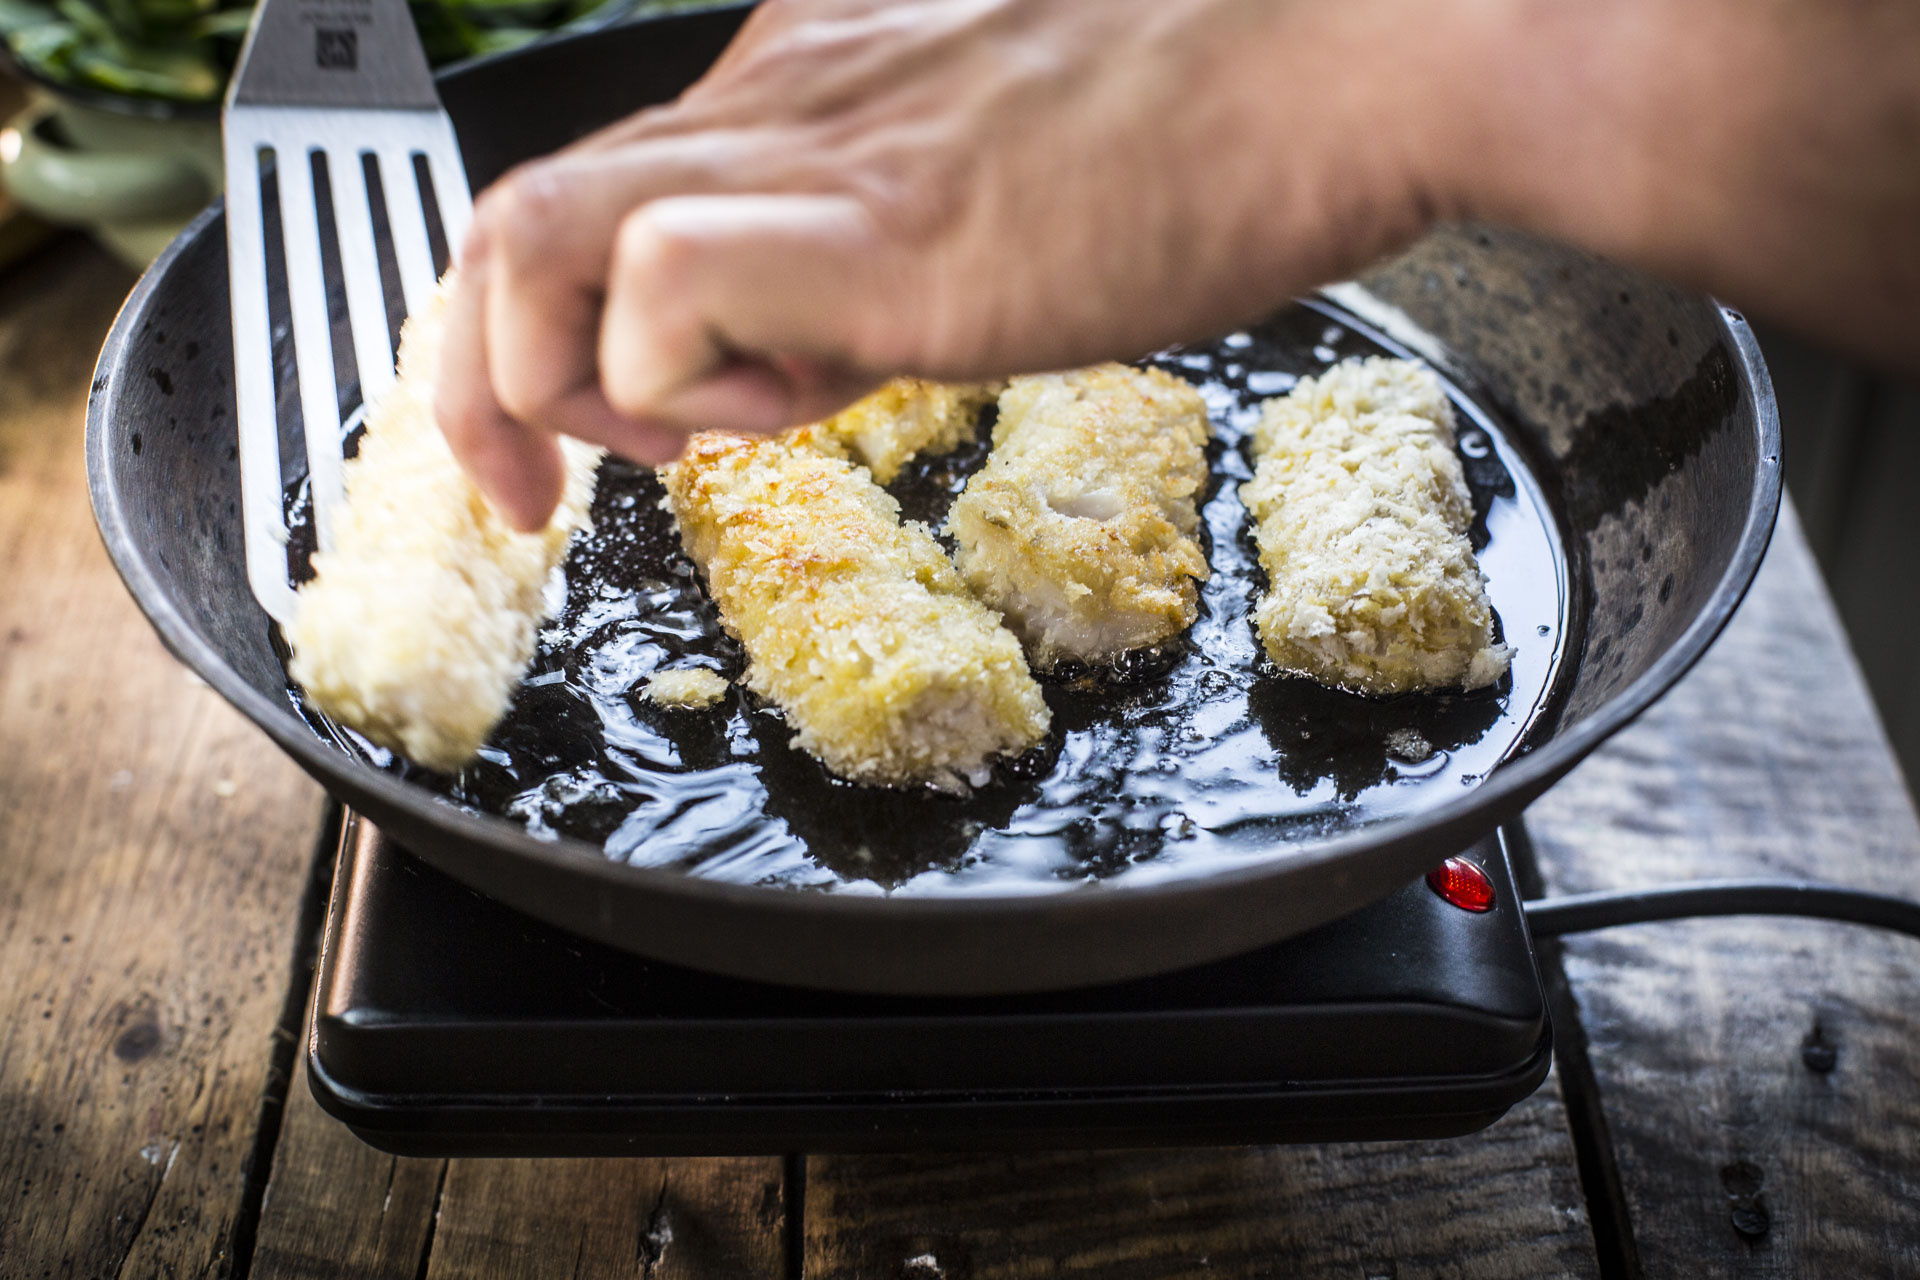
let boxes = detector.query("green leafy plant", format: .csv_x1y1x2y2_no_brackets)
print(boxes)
0,0,640,104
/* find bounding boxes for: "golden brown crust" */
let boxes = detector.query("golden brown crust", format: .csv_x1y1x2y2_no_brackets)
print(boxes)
287,284,601,771
663,433,1049,789
1240,356,1511,695
945,364,1211,668
789,378,998,483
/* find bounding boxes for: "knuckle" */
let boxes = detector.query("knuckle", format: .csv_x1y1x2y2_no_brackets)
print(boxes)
611,206,698,291
486,332,563,423
475,162,572,263
844,141,965,245
734,28,829,84
492,370,552,424
602,210,712,416
599,363,653,421
839,203,930,372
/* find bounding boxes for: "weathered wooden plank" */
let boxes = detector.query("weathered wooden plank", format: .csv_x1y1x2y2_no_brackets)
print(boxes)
421,1155,786,1279
1751,321,1870,569
0,241,325,1276
250,975,786,1279
806,1077,1596,1280
8,211,1910,1280
1531,502,1920,1276
1823,380,1920,778
250,1037,445,1280
255,1057,787,1280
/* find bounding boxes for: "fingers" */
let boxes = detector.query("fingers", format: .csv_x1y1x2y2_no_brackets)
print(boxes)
517,385,692,469
644,356,884,440
474,135,775,434
438,258,691,529
442,164,898,517
433,244,568,532
597,193,913,427
437,21,938,493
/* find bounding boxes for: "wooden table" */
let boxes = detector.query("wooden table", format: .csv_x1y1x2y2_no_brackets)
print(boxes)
3,237,1916,1279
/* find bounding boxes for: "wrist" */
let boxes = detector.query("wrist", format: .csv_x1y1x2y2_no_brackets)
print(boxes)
1429,0,1920,373
1399,1,1644,239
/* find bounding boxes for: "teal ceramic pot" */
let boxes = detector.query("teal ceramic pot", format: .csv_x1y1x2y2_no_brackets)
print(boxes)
0,0,664,268
0,71,220,268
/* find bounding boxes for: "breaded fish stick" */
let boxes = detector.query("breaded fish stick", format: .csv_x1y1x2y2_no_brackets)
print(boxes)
945,364,1211,668
663,433,1049,789
287,286,602,771
792,377,998,483
1240,356,1510,695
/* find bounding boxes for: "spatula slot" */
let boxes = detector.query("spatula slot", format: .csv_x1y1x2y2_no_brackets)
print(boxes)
306,149,365,431
358,152,409,362
223,0,474,624
411,152,453,278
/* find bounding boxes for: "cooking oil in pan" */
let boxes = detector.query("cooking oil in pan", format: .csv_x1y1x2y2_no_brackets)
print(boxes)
320,301,1571,894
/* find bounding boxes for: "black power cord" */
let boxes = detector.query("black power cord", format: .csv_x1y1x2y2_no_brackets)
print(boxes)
1523,880,1920,941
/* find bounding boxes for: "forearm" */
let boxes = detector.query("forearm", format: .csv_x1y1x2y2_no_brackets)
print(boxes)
1443,0,1920,373
435,0,1920,528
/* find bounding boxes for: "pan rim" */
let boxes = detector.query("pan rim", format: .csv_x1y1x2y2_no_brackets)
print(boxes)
84,41,1782,928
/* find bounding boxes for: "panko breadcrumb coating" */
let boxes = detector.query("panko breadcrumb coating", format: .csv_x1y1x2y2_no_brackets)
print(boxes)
790,378,998,483
286,284,602,771
945,365,1212,668
1240,356,1510,695
663,433,1050,789
643,667,731,709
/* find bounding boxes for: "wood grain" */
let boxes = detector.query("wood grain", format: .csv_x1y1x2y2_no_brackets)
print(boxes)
422,1155,785,1279
1531,502,1920,1276
0,241,326,1275
249,1022,445,1280
6,232,1918,1278
805,1077,1596,1280
252,1040,786,1279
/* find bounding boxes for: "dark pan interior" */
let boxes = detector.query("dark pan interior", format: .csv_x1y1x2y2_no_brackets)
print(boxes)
300,296,1571,896
87,4,1779,993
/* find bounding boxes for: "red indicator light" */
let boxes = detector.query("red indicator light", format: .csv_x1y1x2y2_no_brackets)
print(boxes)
1427,857,1496,913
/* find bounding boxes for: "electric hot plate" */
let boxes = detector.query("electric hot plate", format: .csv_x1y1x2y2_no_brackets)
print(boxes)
308,810,1552,1156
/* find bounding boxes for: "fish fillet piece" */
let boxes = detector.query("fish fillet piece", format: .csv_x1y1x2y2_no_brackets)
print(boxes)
791,378,998,483
663,432,1049,789
944,364,1212,668
286,285,603,772
1240,355,1511,695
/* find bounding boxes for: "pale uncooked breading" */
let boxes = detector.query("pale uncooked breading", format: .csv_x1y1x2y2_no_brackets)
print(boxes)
945,364,1211,668
286,285,602,772
790,378,997,483
1240,356,1510,695
643,667,731,709
662,432,1049,789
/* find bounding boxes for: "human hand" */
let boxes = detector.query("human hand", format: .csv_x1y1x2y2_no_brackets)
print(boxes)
436,0,1920,532
433,0,1469,529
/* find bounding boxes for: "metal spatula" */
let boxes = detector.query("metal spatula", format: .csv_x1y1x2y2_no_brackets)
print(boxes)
224,0,473,623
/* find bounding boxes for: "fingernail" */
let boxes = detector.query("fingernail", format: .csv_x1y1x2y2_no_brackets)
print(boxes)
481,456,561,533
636,441,685,467
492,487,546,532
621,423,691,468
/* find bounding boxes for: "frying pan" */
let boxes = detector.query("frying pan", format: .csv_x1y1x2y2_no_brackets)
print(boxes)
86,3,1781,994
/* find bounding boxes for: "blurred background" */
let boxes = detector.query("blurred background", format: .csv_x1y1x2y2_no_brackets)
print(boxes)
0,0,688,264
1749,323,1920,789
2,6,1914,795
